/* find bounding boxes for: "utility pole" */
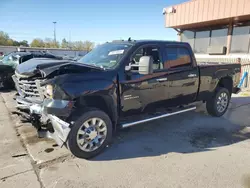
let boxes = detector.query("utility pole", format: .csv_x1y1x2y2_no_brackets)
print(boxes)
53,21,57,46
69,30,71,49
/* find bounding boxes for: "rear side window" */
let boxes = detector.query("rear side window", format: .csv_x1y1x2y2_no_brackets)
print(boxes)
164,47,192,69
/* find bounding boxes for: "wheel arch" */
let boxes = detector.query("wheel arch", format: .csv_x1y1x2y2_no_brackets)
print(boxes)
71,95,118,130
216,76,233,94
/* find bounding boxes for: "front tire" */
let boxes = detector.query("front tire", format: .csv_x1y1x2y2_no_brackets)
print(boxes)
2,79,14,90
67,110,112,159
206,87,230,117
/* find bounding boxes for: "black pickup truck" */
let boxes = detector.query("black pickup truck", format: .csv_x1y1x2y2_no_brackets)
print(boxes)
13,40,241,158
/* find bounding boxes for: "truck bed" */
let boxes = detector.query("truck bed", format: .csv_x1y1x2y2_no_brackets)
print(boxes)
198,62,241,100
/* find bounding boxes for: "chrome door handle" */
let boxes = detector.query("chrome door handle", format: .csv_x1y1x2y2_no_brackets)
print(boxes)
188,74,197,78
156,78,167,82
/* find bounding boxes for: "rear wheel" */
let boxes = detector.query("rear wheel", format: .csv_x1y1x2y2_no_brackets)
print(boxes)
67,109,112,159
206,87,230,117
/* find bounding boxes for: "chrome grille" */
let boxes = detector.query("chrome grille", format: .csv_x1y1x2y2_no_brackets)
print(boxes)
18,79,40,97
12,74,44,100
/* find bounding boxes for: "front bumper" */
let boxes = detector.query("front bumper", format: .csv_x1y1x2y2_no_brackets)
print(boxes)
14,95,74,146
39,99,73,146
16,95,34,110
41,115,71,146
43,98,73,117
15,95,43,116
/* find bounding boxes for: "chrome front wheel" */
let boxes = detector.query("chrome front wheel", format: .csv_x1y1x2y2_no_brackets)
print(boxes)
67,109,112,159
77,118,107,152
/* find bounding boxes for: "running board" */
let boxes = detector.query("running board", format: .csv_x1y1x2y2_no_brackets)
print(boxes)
121,106,196,129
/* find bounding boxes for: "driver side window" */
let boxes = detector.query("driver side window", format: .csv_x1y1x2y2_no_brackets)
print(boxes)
130,46,163,71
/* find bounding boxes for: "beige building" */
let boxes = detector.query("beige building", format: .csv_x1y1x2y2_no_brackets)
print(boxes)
163,0,250,55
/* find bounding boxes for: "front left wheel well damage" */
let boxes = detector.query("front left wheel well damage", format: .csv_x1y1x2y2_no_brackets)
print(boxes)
70,95,118,130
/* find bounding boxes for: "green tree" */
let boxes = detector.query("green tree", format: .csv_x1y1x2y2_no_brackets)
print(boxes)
19,40,29,47
6,39,14,46
44,38,59,48
12,40,20,46
30,38,45,47
0,31,10,46
0,31,30,47
44,38,53,48
61,38,69,48
72,40,94,51
83,40,94,52
72,41,84,50
52,41,60,48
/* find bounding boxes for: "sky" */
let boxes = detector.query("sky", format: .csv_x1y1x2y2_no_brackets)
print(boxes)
0,0,187,44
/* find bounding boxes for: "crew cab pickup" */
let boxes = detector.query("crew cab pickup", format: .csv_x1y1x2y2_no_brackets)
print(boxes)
13,40,241,159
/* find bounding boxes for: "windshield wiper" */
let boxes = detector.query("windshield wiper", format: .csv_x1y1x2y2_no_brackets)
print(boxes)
75,62,106,70
90,63,103,68
91,63,106,70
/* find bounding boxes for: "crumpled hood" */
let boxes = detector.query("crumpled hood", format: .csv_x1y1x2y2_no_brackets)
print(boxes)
15,58,71,77
15,58,102,77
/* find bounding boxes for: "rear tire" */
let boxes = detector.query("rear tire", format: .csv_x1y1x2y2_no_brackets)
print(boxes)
67,109,112,159
206,87,230,117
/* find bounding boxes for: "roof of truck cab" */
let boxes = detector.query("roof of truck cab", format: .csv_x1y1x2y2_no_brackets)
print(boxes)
111,40,189,46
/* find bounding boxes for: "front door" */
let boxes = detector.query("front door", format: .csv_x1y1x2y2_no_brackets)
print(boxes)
119,44,169,117
163,45,199,106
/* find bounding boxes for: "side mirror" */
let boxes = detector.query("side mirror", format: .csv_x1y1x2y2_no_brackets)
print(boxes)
138,56,153,75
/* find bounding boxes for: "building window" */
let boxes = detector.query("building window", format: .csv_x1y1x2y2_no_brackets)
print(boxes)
230,26,250,53
210,28,228,47
181,31,195,49
194,31,210,54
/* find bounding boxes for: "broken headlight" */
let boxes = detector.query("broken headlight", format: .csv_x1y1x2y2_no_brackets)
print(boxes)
45,84,53,98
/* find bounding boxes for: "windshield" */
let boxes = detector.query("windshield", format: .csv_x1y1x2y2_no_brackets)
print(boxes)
77,43,132,69
2,53,20,68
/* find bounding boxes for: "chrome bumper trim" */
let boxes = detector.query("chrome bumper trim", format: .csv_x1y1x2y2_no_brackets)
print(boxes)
48,115,71,146
12,75,24,97
16,96,32,109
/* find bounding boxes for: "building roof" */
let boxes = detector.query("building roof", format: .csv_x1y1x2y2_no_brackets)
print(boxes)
164,0,250,30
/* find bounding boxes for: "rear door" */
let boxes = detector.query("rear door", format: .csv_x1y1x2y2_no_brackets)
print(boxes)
163,45,199,106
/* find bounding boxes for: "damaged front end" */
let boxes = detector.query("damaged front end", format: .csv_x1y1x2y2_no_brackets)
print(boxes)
12,58,105,147
40,98,74,146
15,97,75,147
15,83,75,146
43,115,71,147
